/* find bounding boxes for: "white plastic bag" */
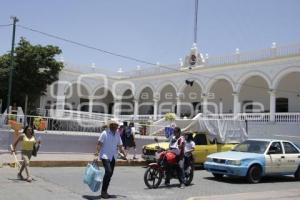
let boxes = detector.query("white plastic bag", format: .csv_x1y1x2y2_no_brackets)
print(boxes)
83,162,104,192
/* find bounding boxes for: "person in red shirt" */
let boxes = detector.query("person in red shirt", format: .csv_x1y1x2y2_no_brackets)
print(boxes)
165,127,185,188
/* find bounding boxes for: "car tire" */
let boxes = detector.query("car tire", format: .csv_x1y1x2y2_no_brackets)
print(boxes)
294,167,300,181
247,165,262,184
212,173,224,179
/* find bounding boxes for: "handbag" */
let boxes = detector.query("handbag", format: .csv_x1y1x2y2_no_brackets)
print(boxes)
32,144,40,157
83,161,104,192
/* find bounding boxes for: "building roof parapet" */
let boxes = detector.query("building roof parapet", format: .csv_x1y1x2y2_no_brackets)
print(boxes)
62,43,300,80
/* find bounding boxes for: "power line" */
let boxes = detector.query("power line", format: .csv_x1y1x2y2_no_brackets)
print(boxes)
17,24,300,95
18,24,156,66
0,24,12,27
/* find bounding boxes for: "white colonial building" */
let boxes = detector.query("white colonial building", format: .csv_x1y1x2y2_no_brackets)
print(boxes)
40,43,300,124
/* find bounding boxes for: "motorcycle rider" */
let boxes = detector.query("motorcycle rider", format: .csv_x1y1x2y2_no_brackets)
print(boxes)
165,127,185,188
183,132,195,174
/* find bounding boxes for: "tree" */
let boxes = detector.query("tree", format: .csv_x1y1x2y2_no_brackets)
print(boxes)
0,37,64,113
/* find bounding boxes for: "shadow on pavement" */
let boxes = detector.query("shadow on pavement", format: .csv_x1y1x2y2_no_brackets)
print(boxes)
204,175,297,184
7,178,37,183
144,183,195,190
82,194,126,199
82,195,100,200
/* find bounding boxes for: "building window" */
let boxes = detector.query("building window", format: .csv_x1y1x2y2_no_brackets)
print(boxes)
276,98,288,112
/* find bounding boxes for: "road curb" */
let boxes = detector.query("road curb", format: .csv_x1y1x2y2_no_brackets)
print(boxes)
4,160,148,167
186,189,300,200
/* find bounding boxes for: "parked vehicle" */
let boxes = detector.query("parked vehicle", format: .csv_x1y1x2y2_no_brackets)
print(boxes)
144,138,194,189
142,132,237,165
204,139,300,183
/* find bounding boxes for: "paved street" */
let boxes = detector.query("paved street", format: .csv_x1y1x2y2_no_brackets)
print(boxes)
1,166,300,200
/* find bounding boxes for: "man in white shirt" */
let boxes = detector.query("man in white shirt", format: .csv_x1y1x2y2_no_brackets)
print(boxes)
95,119,127,199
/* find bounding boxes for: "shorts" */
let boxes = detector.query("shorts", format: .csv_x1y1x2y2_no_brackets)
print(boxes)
21,150,33,166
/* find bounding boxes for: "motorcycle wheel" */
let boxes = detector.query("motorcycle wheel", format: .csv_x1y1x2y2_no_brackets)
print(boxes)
184,164,194,186
144,167,163,189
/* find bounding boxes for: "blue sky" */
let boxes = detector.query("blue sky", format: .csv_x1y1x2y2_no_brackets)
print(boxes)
0,0,300,73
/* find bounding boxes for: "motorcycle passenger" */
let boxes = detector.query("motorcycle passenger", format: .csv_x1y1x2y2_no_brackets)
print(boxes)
165,127,185,188
183,132,195,174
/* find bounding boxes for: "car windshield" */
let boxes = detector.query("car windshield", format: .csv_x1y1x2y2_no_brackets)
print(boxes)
233,140,270,154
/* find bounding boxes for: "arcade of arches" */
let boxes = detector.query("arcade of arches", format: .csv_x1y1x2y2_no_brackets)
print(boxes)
59,72,300,118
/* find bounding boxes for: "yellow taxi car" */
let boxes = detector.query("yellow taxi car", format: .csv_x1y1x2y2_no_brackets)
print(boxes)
142,132,237,165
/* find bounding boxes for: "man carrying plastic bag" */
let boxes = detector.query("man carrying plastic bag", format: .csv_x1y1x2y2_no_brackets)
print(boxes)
94,119,127,199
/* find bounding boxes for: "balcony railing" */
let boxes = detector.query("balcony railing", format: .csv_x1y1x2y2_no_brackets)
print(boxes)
202,113,300,123
36,109,300,124
121,43,300,78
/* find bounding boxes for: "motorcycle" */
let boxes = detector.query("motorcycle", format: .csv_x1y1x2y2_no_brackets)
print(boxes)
144,138,194,189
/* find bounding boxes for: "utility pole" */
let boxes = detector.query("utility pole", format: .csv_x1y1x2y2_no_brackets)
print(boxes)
6,16,19,113
193,0,199,44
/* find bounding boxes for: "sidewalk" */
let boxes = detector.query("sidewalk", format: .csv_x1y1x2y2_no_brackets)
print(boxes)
0,150,147,167
0,129,164,168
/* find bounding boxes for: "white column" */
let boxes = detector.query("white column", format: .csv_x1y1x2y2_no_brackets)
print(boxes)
176,97,181,118
202,94,208,114
88,97,94,113
134,99,139,119
232,92,240,117
153,99,158,120
55,80,67,116
113,98,121,118
56,96,65,110
55,96,65,117
269,90,276,122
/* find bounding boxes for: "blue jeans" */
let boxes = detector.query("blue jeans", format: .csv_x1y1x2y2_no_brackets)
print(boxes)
101,158,115,193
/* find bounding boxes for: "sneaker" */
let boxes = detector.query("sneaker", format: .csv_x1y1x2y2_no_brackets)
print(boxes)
101,192,110,199
26,177,32,182
164,181,170,187
179,184,185,189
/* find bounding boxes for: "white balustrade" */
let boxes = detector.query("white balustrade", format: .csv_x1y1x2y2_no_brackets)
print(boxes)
122,43,300,78
59,43,300,79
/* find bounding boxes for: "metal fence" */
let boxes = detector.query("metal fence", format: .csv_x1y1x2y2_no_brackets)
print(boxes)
1,112,300,136
0,113,105,134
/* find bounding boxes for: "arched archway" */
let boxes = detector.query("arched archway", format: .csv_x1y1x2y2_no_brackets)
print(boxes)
64,83,90,111
92,88,114,114
272,67,300,89
121,89,134,115
178,81,203,117
237,71,271,93
207,79,234,113
138,87,154,114
158,84,177,115
156,81,178,95
239,76,270,113
275,71,300,112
